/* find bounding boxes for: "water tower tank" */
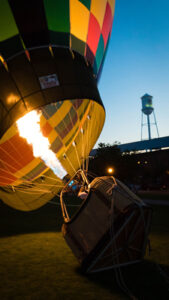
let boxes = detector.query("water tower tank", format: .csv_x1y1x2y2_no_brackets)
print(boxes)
141,94,154,115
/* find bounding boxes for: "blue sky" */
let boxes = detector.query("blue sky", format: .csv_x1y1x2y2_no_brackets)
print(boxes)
97,0,169,146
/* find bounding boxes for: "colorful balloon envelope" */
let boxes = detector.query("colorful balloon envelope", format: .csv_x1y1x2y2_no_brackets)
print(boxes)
0,0,115,211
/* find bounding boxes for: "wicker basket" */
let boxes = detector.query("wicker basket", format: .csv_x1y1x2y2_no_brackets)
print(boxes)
62,176,152,273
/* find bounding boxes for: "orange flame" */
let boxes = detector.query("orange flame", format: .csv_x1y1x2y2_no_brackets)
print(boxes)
16,111,66,179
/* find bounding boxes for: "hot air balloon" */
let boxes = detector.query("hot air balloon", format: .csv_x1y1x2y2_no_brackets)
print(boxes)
0,1,152,275
0,0,115,211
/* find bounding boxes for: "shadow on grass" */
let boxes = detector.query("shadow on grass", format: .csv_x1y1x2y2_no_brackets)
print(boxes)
0,197,64,237
150,205,169,234
77,260,169,300
0,194,83,238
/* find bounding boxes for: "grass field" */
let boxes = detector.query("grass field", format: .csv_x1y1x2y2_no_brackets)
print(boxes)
0,195,169,300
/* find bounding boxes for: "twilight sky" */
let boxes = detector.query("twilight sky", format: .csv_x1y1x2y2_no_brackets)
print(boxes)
97,0,169,146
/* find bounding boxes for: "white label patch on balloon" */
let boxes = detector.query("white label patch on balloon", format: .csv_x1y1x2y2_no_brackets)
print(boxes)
39,74,59,89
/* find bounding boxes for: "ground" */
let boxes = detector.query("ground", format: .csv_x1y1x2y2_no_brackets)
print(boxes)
0,193,169,299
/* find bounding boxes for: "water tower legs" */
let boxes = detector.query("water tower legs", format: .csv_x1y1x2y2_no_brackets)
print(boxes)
141,111,159,140
153,111,160,138
147,115,151,140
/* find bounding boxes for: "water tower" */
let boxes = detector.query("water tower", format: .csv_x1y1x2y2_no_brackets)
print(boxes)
141,94,159,140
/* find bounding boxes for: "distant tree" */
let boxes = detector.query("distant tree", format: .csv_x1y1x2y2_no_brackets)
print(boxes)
89,142,122,177
89,142,141,183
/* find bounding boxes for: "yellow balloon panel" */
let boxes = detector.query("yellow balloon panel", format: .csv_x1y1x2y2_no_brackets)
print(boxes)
70,0,90,42
107,0,116,15
90,0,108,28
0,99,105,211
